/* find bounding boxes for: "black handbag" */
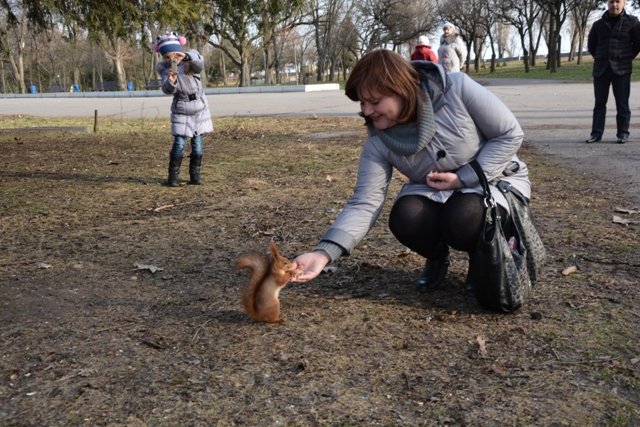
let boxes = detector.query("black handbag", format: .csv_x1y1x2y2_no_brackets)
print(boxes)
467,161,545,313
497,180,547,284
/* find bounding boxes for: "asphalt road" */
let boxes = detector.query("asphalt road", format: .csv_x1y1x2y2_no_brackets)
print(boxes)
1,79,638,205
484,79,640,206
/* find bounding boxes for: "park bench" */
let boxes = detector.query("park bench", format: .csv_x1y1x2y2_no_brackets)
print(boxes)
146,79,162,90
47,83,70,92
93,81,118,91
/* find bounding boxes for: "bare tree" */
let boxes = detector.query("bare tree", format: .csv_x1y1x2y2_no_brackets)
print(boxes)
258,0,304,85
352,0,438,54
570,0,601,64
497,0,543,71
478,0,503,72
0,1,30,93
203,1,304,87
374,0,438,49
536,0,580,72
335,15,359,80
494,21,511,59
204,1,260,87
304,0,352,82
352,0,385,51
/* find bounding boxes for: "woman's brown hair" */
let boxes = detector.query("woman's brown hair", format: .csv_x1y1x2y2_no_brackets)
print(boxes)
345,49,422,124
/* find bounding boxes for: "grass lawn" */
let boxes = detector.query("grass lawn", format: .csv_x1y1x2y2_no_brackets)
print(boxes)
463,56,640,82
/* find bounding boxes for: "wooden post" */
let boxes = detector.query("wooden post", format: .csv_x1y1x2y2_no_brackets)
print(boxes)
93,109,98,133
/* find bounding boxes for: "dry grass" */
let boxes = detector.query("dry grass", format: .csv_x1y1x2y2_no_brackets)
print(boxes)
0,117,639,426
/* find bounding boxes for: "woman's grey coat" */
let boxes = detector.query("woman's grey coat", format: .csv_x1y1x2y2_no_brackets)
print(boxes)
156,49,213,137
317,62,530,260
437,32,467,72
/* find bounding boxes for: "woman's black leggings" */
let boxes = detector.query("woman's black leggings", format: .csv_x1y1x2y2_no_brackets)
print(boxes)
388,192,510,260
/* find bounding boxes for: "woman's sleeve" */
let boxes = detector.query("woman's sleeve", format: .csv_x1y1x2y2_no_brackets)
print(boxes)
319,138,393,256
456,38,467,64
458,74,524,180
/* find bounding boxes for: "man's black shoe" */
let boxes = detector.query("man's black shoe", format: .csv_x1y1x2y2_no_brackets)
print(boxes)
617,137,628,144
416,256,450,293
585,136,601,143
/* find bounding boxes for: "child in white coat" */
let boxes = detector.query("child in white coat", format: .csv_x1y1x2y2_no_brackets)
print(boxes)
155,31,213,186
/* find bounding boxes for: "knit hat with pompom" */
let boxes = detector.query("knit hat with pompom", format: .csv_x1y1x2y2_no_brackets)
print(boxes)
155,31,187,56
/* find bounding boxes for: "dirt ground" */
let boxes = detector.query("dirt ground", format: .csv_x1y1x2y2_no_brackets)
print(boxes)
1,116,639,426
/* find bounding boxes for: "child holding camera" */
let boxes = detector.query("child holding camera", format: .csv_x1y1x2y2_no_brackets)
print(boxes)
155,32,213,186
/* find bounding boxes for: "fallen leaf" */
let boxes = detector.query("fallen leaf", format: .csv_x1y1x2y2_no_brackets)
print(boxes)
134,263,163,273
612,215,633,226
476,335,488,358
562,265,578,276
490,364,507,376
78,368,98,377
614,207,639,215
151,204,174,212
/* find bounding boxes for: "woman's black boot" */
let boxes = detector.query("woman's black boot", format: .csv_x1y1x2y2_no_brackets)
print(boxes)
165,155,182,187
416,254,450,293
188,154,203,185
463,270,476,298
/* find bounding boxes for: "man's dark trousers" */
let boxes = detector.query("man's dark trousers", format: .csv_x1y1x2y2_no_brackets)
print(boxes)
591,67,631,140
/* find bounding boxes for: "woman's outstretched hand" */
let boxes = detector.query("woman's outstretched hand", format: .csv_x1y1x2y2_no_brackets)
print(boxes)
291,251,330,283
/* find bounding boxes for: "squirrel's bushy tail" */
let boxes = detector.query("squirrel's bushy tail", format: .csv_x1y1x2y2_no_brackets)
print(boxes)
234,252,270,320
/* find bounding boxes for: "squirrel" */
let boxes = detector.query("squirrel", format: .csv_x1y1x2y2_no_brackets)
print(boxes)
234,241,296,323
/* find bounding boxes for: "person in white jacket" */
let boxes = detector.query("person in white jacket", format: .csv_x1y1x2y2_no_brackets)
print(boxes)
292,49,530,299
437,22,467,72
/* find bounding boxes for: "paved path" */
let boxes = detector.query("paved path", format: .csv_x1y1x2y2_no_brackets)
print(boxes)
0,90,357,120
1,79,638,205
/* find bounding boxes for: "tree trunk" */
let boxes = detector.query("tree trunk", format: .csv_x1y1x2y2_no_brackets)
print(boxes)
115,57,127,91
220,54,227,86
264,47,272,85
240,53,251,87
577,33,584,65
518,30,530,73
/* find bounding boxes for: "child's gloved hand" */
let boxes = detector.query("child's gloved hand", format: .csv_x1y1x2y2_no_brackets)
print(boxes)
164,51,186,63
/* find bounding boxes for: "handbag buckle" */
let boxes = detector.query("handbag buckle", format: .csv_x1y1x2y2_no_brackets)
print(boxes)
483,196,495,209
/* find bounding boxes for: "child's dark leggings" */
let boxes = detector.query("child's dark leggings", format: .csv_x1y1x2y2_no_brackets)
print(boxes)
388,192,510,260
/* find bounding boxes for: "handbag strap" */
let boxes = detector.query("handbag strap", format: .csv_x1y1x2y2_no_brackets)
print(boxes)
497,180,529,206
469,160,494,208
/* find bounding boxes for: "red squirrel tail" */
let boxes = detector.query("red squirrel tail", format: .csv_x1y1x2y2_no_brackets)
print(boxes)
234,252,270,320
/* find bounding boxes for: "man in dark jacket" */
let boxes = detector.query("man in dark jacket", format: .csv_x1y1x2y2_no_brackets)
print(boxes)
586,0,640,144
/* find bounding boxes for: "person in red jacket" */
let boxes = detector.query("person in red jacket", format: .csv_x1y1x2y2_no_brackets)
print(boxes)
411,36,438,63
